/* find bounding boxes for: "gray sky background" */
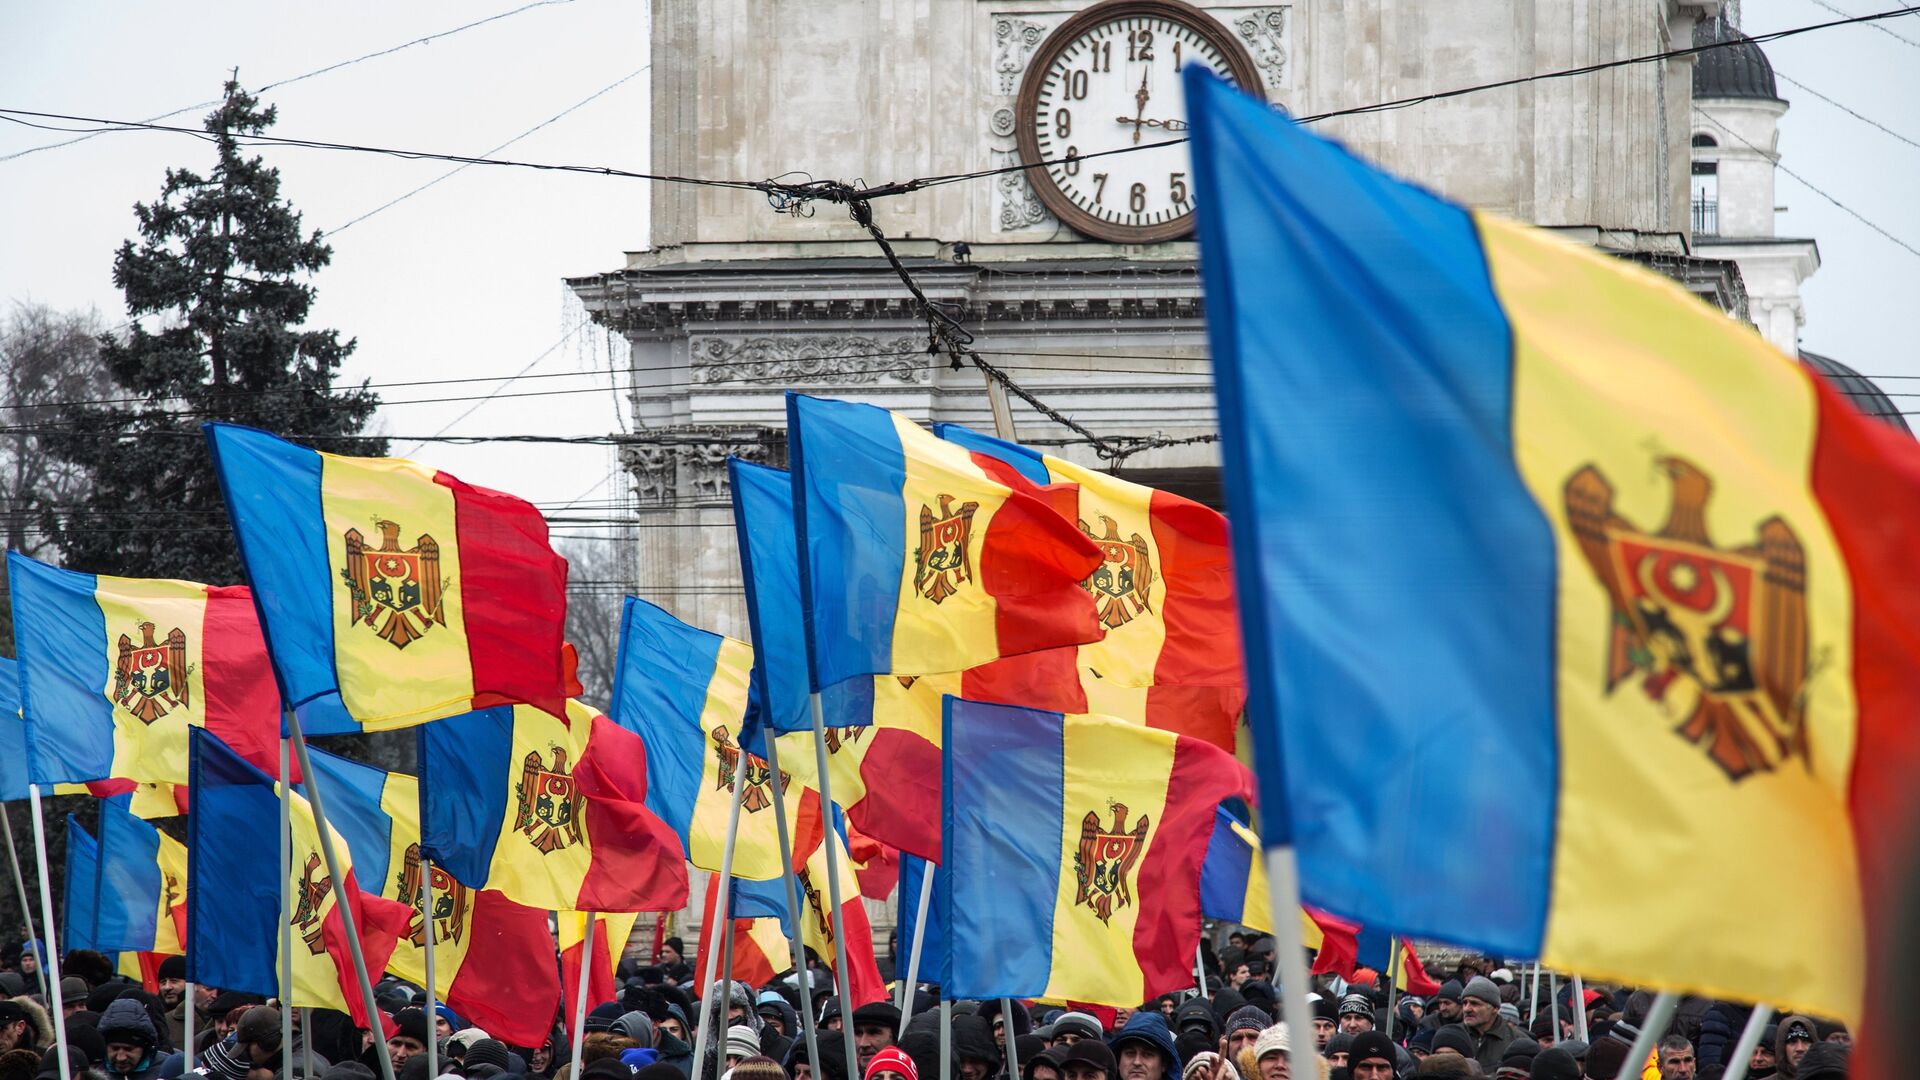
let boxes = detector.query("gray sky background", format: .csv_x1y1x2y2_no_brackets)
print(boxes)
2,0,1916,513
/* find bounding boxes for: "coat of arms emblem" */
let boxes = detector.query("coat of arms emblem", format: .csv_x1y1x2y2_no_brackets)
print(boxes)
343,520,446,649
1565,458,1810,780
291,852,332,955
797,866,833,943
913,495,979,604
1079,515,1155,630
711,725,780,813
113,622,190,725
396,843,469,948
822,726,867,755
515,746,586,854
1073,803,1149,924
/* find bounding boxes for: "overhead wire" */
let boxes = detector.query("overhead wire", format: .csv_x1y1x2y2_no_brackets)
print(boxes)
1772,69,1920,152
0,0,581,163
1802,0,1920,47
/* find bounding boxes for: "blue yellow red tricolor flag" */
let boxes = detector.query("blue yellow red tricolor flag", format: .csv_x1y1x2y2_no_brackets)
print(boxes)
785,393,1105,691
8,552,282,785
937,697,1251,1005
419,700,688,913
612,596,822,881
304,747,561,1045
730,458,945,860
1194,807,1365,979
720,810,886,1007
1186,67,1920,1030
187,729,411,1025
63,816,101,954
93,798,188,960
204,423,577,733
559,911,639,1023
935,425,1246,751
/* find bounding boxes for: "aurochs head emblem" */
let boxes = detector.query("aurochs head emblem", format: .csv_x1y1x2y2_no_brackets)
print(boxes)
514,746,586,854
1564,457,1811,781
1073,803,1149,924
913,495,980,604
113,622,190,725
343,520,447,649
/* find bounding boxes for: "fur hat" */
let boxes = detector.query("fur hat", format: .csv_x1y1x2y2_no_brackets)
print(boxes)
1250,1024,1290,1061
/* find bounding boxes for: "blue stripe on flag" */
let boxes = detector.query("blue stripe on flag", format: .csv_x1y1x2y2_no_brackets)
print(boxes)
9,553,114,785
0,656,30,802
64,817,99,953
1199,808,1253,926
187,729,279,994
730,458,815,749
418,705,515,888
932,425,1053,488
306,747,399,893
94,800,163,953
616,597,725,844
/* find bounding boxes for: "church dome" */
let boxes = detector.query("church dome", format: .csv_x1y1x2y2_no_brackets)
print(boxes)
1801,351,1912,434
1693,15,1783,102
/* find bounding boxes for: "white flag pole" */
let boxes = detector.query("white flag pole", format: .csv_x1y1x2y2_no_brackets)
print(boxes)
0,802,50,1004
807,693,862,1079
690,754,749,1080
1614,990,1679,1080
898,867,934,1021
279,736,296,1073
1719,1005,1775,1080
568,913,596,1080
1258,845,1317,1080
26,787,70,1080
422,850,439,1080
759,734,823,1075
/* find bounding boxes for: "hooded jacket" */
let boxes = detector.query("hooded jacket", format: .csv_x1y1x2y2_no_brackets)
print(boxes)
98,1000,166,1080
1772,1014,1817,1080
949,1015,1000,1078
1106,1013,1181,1078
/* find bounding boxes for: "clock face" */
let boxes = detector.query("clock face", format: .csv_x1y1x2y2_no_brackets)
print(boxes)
1015,0,1265,244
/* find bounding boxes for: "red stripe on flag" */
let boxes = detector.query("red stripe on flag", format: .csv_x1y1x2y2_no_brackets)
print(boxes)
965,649,1087,714
1307,908,1360,980
449,892,561,1046
561,915,619,1030
319,873,411,1027
967,455,1103,660
846,727,943,862
1146,490,1243,691
1131,736,1254,999
576,716,691,912
834,891,888,1007
200,585,289,778
434,473,574,716
1143,683,1244,755
1809,379,1920,1080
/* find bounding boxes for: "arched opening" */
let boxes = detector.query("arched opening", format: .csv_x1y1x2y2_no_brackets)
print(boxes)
1691,132,1718,148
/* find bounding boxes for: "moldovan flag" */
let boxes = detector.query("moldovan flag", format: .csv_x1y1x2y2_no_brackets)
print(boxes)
419,700,688,913
785,393,1104,690
63,816,101,953
187,730,410,1025
935,425,1246,751
1195,806,1359,976
560,912,640,1022
1187,67,1920,1033
612,596,822,881
938,697,1251,1005
204,423,576,733
304,747,560,1045
7,552,282,785
693,875,790,994
93,798,188,958
730,458,944,860
728,811,887,1007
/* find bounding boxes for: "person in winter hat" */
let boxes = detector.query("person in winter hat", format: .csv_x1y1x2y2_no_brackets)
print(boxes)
1056,1041,1115,1080
1772,1015,1818,1079
851,1003,901,1078
864,1047,917,1080
1335,996,1374,1037
386,1010,433,1079
1458,977,1518,1074
1243,1025,1288,1080
1527,1046,1579,1080
1421,983,1463,1034
1170,1003,1216,1048
99,999,166,1080
1047,1017,1102,1049
1217,1007,1268,1068
950,1015,1000,1080
1346,1031,1395,1080
1107,1013,1178,1080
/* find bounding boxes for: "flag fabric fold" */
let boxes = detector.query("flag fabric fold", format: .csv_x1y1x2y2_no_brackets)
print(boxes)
785,393,1105,692
304,746,561,1045
8,552,282,785
187,729,410,1025
419,700,688,913
559,911,639,1023
1186,66,1920,1027
692,876,788,995
204,423,576,733
726,810,886,1008
63,816,101,954
937,697,1252,1005
612,596,821,881
934,425,1246,751
93,798,188,958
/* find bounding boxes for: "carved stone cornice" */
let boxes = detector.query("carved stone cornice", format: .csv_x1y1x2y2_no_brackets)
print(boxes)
691,335,927,385
618,425,786,507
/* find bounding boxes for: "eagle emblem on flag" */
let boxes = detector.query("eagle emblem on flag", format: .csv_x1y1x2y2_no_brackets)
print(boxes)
1079,515,1155,630
1565,457,1810,781
798,866,833,943
1073,803,1149,924
515,746,586,854
113,622,190,725
711,725,780,813
913,494,979,604
291,852,332,955
822,725,867,755
396,843,469,948
342,519,446,649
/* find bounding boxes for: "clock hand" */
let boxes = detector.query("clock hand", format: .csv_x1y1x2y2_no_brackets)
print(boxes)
1129,67,1152,144
1113,117,1189,131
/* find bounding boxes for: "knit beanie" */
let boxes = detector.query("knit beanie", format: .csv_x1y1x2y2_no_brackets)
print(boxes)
1222,1006,1270,1038
156,957,187,983
467,1040,513,1072
865,1047,919,1080
1432,1024,1475,1058
724,1025,760,1060
1462,977,1502,1007
1250,1024,1289,1061
393,1008,433,1046
1434,981,1463,1003
1346,1032,1394,1070
1528,1046,1580,1080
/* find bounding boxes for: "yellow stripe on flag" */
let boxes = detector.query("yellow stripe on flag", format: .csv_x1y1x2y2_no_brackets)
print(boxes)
888,414,1017,673
1039,457,1167,690
689,638,790,881
95,577,212,785
154,830,189,955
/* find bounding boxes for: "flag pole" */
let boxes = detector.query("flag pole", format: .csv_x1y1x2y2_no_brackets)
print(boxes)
759,734,822,1076
279,735,296,1074
25,787,71,1080
1258,845,1317,1080
1384,937,1400,1040
1719,1005,1774,1080
0,802,50,1004
422,851,439,1080
690,751,749,1080
1192,943,1206,998
285,710,397,1080
1570,974,1589,1043
183,983,196,1072
1526,963,1539,1028
938,1000,951,1080
568,913,595,1080
1614,991,1678,1080
807,693,862,1080
301,1008,314,1079
1000,999,1020,1080
1548,972,1560,1043
898,867,933,1020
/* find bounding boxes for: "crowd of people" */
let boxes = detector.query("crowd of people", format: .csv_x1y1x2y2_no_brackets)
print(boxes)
0,931,1856,1080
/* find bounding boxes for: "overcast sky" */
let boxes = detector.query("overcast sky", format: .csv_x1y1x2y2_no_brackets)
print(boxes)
2,0,1916,514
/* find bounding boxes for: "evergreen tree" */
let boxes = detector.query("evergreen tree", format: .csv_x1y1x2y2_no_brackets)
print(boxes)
46,79,383,584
